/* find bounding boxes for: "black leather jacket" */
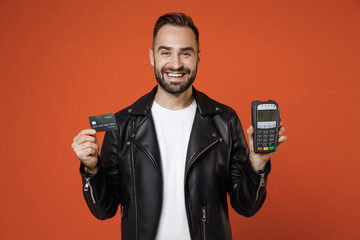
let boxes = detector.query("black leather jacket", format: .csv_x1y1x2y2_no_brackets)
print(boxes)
80,86,271,240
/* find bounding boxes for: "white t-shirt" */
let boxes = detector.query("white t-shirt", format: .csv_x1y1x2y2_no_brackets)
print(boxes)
151,99,197,240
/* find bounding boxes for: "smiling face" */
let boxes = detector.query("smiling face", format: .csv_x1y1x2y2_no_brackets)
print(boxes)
150,24,200,94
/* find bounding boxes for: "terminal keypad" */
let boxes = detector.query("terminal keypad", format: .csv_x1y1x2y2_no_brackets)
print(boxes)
256,129,277,151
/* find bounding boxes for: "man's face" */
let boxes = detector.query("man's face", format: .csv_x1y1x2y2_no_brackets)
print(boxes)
150,25,200,94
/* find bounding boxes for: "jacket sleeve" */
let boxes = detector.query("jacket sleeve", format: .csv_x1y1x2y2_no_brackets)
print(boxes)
228,111,271,217
80,129,122,220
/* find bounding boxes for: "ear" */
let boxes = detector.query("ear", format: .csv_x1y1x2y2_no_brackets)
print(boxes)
197,50,201,65
149,49,154,66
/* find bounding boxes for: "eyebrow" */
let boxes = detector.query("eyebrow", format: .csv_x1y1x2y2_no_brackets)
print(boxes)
181,47,195,52
157,46,195,52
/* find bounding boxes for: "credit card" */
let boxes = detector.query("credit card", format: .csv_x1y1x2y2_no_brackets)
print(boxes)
89,113,117,132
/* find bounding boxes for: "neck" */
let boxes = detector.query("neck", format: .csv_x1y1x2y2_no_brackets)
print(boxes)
154,85,194,110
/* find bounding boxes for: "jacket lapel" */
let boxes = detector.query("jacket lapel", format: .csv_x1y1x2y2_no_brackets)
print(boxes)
127,86,162,174
133,115,162,174
185,111,219,173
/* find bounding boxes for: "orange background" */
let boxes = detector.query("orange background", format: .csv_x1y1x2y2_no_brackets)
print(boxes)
0,0,359,239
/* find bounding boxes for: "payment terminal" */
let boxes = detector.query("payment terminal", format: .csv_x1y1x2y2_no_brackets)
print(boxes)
251,100,279,153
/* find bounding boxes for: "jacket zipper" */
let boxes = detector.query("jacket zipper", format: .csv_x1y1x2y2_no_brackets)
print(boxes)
184,138,219,187
255,173,265,202
130,119,139,240
202,206,207,240
184,138,219,239
84,177,96,204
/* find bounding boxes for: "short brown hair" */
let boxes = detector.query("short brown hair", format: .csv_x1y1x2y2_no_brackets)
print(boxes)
153,12,199,50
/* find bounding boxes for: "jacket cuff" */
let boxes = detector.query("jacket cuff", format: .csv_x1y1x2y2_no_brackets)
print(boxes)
245,154,271,177
79,155,102,179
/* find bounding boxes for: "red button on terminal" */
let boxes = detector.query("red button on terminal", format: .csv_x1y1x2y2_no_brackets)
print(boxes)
257,147,263,151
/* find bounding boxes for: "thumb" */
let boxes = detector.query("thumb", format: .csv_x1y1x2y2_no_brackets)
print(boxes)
247,125,254,137
93,133,100,152
247,126,254,152
94,133,99,143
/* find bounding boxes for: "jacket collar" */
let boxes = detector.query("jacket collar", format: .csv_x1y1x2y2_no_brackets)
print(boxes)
127,85,223,116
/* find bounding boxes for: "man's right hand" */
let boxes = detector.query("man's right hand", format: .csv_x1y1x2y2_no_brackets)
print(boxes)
72,129,99,174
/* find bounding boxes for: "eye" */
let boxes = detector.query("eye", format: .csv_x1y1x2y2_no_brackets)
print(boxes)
182,52,191,56
161,51,170,56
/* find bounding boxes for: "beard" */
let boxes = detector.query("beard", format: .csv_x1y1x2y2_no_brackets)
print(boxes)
154,63,198,94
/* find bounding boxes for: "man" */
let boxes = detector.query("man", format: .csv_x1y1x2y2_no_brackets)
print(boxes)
72,12,286,240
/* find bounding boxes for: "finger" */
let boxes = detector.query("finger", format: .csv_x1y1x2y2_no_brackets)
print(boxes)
81,148,97,160
85,148,97,156
76,135,97,145
74,129,96,141
77,148,97,160
77,142,99,151
276,136,287,148
278,135,287,143
80,128,96,136
278,126,285,136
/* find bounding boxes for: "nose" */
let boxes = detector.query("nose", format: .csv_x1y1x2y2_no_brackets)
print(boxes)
169,55,183,70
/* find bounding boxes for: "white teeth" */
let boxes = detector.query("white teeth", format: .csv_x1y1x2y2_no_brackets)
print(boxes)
167,73,184,78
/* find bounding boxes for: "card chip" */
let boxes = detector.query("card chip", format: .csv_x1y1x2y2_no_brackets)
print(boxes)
89,113,117,132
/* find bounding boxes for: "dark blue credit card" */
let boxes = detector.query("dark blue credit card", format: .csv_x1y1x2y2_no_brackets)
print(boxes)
89,113,117,132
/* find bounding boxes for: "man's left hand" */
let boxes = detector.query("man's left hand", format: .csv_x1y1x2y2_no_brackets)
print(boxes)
246,119,287,172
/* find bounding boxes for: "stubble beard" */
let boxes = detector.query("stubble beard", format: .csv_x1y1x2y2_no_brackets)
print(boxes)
154,62,198,95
